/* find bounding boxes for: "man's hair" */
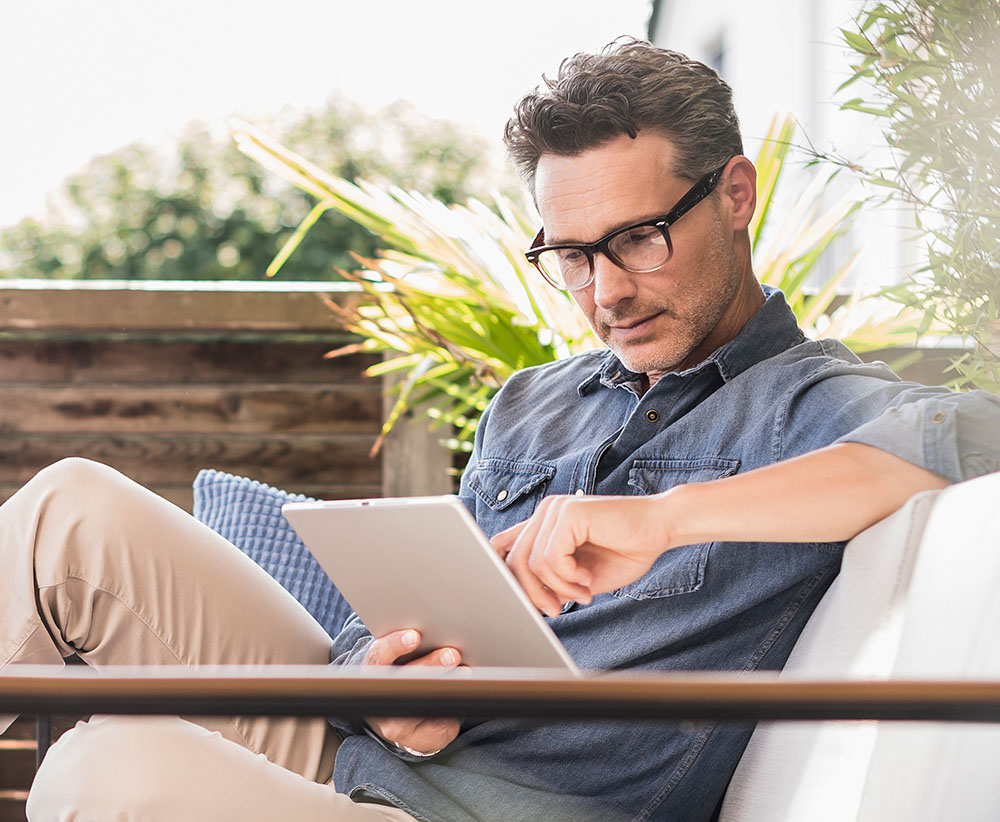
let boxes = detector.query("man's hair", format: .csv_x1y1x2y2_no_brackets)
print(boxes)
503,37,743,193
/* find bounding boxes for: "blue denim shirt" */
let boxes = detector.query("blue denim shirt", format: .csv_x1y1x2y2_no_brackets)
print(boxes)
329,287,1000,822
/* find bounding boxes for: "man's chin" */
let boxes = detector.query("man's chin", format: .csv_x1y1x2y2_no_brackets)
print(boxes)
607,341,687,377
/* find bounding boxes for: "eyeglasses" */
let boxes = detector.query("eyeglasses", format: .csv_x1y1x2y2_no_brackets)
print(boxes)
524,162,728,291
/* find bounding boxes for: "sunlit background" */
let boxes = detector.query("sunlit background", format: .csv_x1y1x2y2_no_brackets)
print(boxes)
1,0,651,229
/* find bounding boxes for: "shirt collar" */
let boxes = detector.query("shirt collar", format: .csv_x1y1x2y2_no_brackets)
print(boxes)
577,285,805,396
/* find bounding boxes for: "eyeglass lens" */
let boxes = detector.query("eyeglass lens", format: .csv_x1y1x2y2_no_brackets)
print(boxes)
535,224,671,290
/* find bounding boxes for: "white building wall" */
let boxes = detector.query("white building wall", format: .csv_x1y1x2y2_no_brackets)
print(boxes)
649,0,914,290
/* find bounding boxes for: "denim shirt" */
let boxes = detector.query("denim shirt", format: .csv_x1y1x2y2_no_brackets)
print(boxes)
329,287,1000,822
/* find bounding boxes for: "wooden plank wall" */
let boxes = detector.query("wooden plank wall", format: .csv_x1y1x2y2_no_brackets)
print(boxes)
0,281,451,510
0,282,391,510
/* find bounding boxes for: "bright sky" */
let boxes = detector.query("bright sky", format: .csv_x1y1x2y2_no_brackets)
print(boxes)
0,1,651,229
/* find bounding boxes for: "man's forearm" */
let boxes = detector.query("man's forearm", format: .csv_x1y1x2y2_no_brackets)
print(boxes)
663,442,950,547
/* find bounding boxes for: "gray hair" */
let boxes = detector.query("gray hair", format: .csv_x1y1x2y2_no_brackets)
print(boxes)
503,37,743,193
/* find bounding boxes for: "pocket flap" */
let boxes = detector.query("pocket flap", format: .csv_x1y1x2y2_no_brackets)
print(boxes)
628,457,740,495
468,458,556,511
617,456,740,600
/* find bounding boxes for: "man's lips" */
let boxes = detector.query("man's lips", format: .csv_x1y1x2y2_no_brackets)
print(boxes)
607,311,663,339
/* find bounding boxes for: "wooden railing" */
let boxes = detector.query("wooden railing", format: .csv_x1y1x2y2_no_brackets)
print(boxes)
5,667,1000,724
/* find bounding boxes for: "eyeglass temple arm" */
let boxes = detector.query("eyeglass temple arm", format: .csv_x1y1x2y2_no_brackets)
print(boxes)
659,166,725,227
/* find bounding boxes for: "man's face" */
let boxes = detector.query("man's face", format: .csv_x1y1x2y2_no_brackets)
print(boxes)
534,132,755,380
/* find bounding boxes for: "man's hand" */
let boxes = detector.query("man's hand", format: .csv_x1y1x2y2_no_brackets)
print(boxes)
363,629,462,755
493,494,674,617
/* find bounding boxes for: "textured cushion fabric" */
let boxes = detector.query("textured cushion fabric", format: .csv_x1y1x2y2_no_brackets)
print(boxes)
192,469,355,638
719,488,942,822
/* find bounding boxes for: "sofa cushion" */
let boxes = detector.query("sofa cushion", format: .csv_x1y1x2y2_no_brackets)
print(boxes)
192,469,355,637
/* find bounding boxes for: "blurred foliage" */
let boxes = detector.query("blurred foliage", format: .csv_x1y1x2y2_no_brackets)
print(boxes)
0,98,509,280
753,116,923,352
834,0,1000,390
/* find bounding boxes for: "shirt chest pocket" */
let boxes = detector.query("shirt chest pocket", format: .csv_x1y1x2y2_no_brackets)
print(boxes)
615,457,740,600
467,458,556,537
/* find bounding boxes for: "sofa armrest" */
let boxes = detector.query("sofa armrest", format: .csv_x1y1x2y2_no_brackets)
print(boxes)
721,470,1000,822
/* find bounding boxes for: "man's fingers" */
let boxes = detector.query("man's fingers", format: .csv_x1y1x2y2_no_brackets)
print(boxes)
491,520,527,560
406,646,461,668
521,499,594,604
506,519,562,616
363,628,420,666
504,496,593,615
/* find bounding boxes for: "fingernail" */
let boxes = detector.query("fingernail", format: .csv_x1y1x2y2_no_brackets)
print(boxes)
440,649,457,665
402,630,418,648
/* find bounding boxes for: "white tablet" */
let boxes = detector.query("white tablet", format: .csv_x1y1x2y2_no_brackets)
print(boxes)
282,495,579,674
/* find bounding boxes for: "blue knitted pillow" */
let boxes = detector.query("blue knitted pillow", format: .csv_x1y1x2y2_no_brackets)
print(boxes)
192,469,355,637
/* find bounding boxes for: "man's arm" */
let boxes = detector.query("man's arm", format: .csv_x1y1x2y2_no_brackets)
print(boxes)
495,443,950,617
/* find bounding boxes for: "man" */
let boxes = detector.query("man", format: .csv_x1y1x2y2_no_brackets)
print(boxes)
12,37,1000,822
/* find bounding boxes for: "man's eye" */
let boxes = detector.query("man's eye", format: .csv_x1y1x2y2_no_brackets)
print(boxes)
619,226,660,246
555,248,587,268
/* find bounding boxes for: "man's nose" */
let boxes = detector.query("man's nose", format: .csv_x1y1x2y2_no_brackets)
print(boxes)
591,251,637,308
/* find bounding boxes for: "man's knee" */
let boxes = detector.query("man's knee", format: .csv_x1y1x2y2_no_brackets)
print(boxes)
30,457,128,503
27,716,227,820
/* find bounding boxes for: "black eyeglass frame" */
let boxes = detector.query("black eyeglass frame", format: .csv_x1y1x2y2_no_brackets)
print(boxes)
525,161,730,291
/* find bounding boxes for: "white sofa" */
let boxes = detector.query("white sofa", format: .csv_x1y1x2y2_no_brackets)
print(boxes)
719,471,1000,821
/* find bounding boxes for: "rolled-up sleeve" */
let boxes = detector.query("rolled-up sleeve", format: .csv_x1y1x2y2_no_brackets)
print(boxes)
836,389,1000,483
779,352,1000,483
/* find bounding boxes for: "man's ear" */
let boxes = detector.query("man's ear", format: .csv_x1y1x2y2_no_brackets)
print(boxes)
721,156,757,232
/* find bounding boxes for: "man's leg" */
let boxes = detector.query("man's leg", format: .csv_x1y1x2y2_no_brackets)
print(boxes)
0,458,338,778
28,716,417,822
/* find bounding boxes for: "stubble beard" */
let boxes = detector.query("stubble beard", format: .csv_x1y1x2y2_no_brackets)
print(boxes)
599,236,742,376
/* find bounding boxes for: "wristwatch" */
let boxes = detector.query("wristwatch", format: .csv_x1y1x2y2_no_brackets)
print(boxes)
387,739,443,758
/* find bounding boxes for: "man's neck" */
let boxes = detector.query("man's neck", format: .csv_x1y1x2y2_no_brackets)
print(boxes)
645,277,765,391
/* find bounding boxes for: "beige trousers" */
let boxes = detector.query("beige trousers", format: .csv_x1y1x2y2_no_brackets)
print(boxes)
0,458,416,822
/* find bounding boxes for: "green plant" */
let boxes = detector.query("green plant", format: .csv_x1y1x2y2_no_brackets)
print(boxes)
234,119,595,455
233,114,917,455
834,0,1000,389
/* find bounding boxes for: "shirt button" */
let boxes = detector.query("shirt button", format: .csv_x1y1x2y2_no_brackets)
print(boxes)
931,411,947,424
645,409,660,423
496,489,508,501
575,488,585,496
